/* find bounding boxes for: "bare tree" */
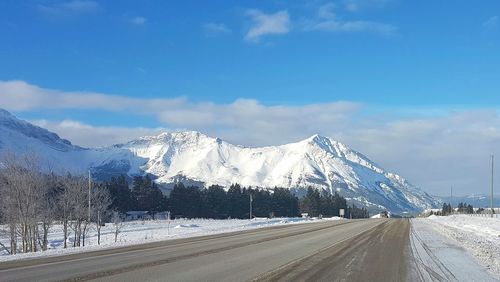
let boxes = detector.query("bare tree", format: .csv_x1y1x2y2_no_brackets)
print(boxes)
92,184,111,245
36,173,57,251
0,152,46,254
112,211,124,243
0,169,16,255
0,174,13,255
0,229,11,255
66,174,88,248
57,174,73,249
0,153,112,255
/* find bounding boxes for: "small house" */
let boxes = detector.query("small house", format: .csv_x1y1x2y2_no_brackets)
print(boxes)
125,211,152,221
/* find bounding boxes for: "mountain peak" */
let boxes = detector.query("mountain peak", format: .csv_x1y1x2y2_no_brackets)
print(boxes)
300,134,337,151
306,133,330,143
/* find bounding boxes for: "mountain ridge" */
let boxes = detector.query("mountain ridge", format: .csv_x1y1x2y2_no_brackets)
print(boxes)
0,109,440,213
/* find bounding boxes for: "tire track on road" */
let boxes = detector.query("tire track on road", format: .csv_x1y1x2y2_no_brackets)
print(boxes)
62,221,356,281
253,219,407,282
409,219,457,282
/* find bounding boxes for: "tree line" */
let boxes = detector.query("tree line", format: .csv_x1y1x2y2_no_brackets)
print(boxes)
429,202,475,216
104,177,369,219
104,177,300,219
300,187,369,219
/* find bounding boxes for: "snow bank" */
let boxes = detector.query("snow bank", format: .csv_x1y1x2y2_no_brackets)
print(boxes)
0,217,342,262
426,215,500,278
410,219,496,281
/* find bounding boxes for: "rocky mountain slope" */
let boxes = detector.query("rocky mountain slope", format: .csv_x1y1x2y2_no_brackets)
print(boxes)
0,109,440,213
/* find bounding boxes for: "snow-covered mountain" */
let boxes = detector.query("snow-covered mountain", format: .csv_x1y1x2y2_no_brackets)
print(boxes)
0,109,440,213
434,194,500,208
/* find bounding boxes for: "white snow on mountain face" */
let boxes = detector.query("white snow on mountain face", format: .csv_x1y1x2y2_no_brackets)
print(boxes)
0,109,440,213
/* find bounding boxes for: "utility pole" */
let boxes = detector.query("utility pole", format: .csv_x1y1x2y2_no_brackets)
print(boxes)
249,194,253,220
97,210,100,245
491,155,495,218
450,186,453,214
88,170,92,222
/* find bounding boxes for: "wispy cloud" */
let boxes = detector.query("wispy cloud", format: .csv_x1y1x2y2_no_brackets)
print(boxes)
343,0,394,12
483,16,498,29
38,0,100,18
302,3,396,34
306,19,396,34
245,9,291,42
202,22,231,37
131,16,147,26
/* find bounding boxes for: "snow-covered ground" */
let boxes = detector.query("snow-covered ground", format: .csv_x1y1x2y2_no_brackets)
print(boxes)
0,217,341,262
411,215,500,281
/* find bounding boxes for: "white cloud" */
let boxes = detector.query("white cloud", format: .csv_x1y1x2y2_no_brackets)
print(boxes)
202,22,231,37
0,80,185,113
31,119,167,148
131,16,147,25
245,9,291,42
1,80,500,196
302,2,396,34
483,16,498,29
339,110,500,197
38,0,100,18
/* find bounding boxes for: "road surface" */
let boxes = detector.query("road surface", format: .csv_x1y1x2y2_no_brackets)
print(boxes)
0,219,410,282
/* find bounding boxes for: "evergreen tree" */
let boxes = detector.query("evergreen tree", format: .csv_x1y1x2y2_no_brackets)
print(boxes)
300,187,322,216
272,188,299,217
169,183,202,218
227,184,247,218
130,175,168,212
251,189,272,217
202,185,228,219
105,175,136,213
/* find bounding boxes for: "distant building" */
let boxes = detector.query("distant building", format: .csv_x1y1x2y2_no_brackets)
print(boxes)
125,211,152,221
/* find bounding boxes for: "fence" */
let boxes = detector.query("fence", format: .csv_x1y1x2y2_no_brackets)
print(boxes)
470,213,499,218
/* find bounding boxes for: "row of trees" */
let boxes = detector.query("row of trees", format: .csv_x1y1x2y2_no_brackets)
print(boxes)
168,183,300,219
456,202,474,214
432,202,475,216
104,178,369,220
300,187,369,218
0,154,111,255
105,175,168,213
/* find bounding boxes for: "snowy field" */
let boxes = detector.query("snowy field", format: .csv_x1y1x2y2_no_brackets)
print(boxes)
412,215,500,280
0,217,342,262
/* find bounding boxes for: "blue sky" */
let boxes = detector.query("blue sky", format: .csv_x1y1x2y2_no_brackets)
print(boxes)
2,1,499,112
1,0,500,196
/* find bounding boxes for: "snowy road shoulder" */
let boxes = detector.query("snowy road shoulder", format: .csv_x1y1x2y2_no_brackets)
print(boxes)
410,217,499,281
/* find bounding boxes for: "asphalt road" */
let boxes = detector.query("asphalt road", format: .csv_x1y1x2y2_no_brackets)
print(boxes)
0,219,410,282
